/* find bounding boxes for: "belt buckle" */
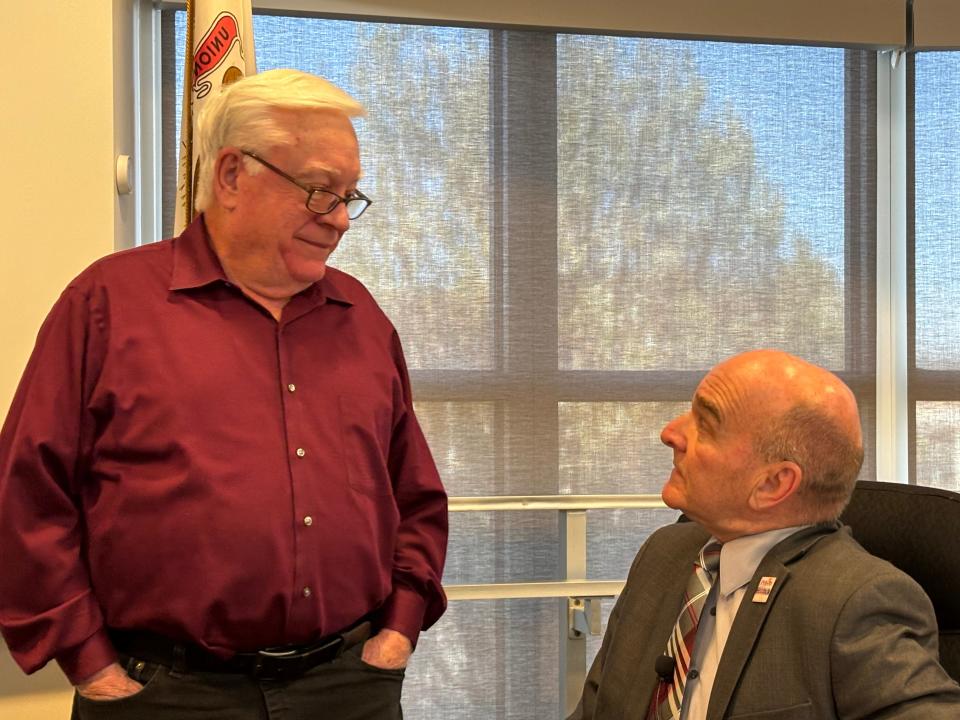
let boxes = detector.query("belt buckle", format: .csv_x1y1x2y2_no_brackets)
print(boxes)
253,646,301,680
252,636,343,680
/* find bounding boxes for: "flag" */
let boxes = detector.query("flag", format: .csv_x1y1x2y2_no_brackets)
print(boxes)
174,0,257,235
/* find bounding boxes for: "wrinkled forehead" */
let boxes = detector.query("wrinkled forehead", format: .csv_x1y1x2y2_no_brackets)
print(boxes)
693,366,750,427
694,358,791,429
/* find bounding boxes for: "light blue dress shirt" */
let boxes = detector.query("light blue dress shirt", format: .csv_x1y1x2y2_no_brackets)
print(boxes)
681,526,808,720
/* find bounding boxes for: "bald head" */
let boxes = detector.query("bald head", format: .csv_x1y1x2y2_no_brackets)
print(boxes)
716,351,860,434
723,350,864,522
660,349,864,538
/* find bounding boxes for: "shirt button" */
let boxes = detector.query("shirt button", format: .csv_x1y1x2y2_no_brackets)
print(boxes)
688,669,700,680
303,516,313,526
287,383,296,392
710,606,717,616
302,586,312,598
296,448,306,458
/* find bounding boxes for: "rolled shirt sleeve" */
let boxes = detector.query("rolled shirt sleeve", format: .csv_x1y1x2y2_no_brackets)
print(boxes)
0,281,119,683
381,335,448,644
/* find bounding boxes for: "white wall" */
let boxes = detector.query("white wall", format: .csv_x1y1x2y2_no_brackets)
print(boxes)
0,1,136,716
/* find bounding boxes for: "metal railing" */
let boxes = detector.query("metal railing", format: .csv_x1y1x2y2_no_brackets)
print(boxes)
443,494,668,718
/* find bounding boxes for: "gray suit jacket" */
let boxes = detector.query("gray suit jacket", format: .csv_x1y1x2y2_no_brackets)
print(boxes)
571,522,960,719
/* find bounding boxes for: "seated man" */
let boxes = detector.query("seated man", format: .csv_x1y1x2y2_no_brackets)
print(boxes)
571,349,960,719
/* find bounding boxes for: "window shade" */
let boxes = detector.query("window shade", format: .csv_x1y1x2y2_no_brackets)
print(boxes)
162,11,878,716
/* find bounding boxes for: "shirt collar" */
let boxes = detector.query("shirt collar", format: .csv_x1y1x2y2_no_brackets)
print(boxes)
715,525,809,598
169,214,354,307
170,215,228,291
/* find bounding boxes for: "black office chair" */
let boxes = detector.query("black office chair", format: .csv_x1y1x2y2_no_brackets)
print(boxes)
840,480,960,682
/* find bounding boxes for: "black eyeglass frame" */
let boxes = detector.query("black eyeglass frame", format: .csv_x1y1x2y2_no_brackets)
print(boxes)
240,150,372,220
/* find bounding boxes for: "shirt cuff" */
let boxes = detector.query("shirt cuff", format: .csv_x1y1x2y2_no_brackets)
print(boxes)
56,629,118,685
380,584,427,648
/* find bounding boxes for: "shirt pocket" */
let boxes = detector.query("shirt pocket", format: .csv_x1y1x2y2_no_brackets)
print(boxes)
339,393,393,497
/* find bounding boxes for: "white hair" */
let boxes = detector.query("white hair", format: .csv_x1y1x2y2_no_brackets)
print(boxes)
193,69,365,211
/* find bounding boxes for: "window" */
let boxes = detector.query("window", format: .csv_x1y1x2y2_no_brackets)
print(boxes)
162,12,877,717
910,52,960,492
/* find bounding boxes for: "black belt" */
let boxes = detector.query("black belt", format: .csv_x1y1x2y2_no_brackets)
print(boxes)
108,619,372,680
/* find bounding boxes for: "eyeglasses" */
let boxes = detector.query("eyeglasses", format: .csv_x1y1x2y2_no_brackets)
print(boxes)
241,150,372,220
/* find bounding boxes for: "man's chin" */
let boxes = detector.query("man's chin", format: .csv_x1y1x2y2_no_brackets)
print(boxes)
283,243,336,284
660,483,686,512
287,260,328,284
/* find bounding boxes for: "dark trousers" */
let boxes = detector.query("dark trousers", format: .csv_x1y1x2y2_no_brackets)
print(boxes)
70,644,404,720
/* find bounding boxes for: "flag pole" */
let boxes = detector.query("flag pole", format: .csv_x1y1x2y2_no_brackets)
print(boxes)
183,0,195,225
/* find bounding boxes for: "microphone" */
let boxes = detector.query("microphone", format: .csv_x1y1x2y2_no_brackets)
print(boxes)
655,654,676,682
647,655,676,720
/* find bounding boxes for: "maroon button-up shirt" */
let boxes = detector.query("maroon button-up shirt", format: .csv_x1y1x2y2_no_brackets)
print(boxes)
0,217,448,684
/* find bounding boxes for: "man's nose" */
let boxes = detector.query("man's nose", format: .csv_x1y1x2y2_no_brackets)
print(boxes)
660,414,687,451
318,201,351,233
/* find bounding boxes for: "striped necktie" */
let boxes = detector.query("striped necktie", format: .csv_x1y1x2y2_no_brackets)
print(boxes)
651,541,723,720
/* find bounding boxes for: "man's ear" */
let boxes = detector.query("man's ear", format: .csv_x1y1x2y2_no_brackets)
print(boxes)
212,148,244,210
748,461,802,512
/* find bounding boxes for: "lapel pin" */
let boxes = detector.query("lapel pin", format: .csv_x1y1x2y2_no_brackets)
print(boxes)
752,576,777,603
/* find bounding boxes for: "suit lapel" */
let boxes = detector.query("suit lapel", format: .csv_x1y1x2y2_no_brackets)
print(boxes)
607,524,710,720
706,524,838,720
625,543,703,719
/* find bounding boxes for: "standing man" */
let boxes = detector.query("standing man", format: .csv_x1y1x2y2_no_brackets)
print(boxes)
0,69,447,719
571,349,960,719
